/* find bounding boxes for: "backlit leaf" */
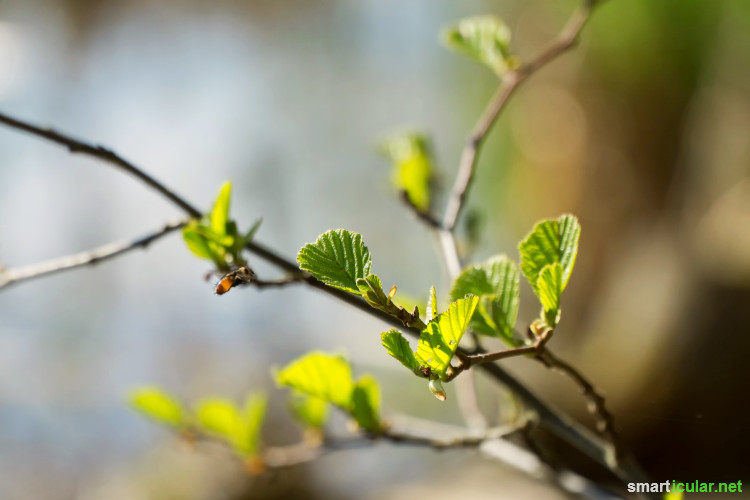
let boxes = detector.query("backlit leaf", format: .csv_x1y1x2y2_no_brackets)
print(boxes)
298,230,372,294
519,214,580,326
196,398,244,446
443,15,515,76
195,394,266,457
380,132,433,213
129,386,186,429
276,352,354,408
351,376,381,433
289,394,329,430
426,286,437,322
210,182,232,236
415,296,479,376
451,255,520,344
381,329,420,372
537,263,563,327
519,214,580,294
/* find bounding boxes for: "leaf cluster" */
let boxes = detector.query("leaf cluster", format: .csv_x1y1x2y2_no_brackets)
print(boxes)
182,182,261,272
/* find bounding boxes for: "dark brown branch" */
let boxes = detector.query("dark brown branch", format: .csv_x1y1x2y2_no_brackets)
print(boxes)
251,274,307,289
0,220,186,290
399,191,442,229
538,349,621,465
445,328,553,381
0,112,202,218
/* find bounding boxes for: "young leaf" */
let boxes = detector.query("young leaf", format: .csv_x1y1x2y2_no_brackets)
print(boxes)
537,263,563,327
210,182,232,236
289,394,329,430
381,329,420,372
426,286,437,322
357,274,388,309
519,214,580,295
451,255,520,343
415,296,479,376
519,214,580,326
196,398,244,447
350,376,381,433
183,222,221,262
380,132,433,213
297,230,372,294
442,15,514,76
129,386,186,429
195,394,266,457
242,393,267,456
519,215,580,327
276,352,354,409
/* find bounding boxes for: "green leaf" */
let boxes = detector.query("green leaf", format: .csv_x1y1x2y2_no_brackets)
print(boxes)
242,393,267,456
380,132,433,212
426,286,437,322
451,255,520,343
519,214,580,326
298,230,372,294
357,274,388,309
415,296,479,376
289,394,329,430
276,352,354,409
381,329,420,372
129,386,186,429
183,222,220,261
519,214,580,294
195,394,266,456
351,376,381,433
537,263,563,328
196,398,243,444
210,182,232,236
443,15,515,76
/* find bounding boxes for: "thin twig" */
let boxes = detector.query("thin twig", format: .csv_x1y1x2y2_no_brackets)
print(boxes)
0,220,186,290
0,112,202,218
262,422,522,469
251,273,307,289
538,350,620,465
399,191,442,229
445,328,553,381
441,0,596,234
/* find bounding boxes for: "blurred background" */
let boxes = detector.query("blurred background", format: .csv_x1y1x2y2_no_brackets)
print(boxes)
0,0,749,498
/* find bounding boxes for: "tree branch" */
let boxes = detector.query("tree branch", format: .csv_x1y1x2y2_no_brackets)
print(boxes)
441,0,596,234
538,349,620,465
0,220,186,290
262,421,523,469
0,112,202,218
250,274,307,289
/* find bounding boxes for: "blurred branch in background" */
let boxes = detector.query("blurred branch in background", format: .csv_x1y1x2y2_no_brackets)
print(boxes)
0,220,186,290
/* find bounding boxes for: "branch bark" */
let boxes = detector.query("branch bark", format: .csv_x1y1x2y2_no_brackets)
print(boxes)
0,220,186,290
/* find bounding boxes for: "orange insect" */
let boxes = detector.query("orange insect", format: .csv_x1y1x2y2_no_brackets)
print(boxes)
215,266,256,295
